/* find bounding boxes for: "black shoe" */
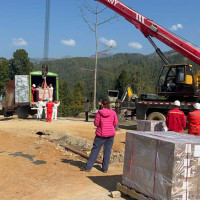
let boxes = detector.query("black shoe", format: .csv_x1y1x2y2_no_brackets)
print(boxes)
80,168,91,172
102,169,107,173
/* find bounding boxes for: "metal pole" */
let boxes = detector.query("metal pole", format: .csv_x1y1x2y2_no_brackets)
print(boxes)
43,0,51,61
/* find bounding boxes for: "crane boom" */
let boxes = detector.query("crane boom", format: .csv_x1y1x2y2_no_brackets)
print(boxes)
96,0,200,66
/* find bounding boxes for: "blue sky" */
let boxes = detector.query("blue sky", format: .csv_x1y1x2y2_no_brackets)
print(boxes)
0,0,200,59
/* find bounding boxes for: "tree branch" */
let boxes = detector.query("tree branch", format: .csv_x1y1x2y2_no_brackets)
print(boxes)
98,14,118,26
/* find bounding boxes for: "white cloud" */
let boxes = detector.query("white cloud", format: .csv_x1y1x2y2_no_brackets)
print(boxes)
169,23,183,31
61,39,76,46
128,42,142,49
99,37,117,47
12,38,27,46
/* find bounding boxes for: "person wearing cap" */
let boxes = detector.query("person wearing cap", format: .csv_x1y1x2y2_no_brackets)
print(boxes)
31,84,37,102
46,98,54,122
36,98,45,121
49,84,53,100
52,100,60,120
166,100,186,133
187,103,200,136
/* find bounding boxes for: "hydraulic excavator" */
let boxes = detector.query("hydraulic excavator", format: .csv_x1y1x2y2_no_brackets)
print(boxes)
96,0,200,101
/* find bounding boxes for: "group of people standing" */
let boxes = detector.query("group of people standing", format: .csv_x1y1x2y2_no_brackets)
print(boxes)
84,99,200,173
31,82,54,103
166,100,200,136
36,98,60,122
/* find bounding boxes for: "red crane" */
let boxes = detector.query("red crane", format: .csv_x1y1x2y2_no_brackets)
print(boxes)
96,0,200,100
96,0,200,65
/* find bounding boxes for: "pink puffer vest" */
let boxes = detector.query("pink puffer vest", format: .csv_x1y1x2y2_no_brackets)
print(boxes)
94,108,118,137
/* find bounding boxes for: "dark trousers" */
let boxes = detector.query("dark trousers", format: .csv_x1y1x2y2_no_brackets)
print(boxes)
85,111,88,121
86,135,114,171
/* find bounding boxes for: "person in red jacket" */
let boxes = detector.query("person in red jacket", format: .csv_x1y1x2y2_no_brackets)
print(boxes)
166,100,186,133
187,103,200,136
84,99,118,172
31,84,37,102
46,98,54,122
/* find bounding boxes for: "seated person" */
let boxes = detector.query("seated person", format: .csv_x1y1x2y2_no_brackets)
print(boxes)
167,78,176,92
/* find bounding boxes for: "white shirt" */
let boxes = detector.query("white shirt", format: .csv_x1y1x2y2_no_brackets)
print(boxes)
36,100,45,109
53,102,60,109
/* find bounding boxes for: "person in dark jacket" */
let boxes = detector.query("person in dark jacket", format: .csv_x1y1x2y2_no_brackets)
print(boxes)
84,100,90,122
166,100,186,133
187,103,200,136
84,99,118,172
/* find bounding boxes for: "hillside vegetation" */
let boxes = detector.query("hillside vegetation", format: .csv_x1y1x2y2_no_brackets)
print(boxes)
34,50,198,100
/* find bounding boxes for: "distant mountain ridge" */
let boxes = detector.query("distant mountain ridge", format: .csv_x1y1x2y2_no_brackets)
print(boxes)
30,57,57,64
31,50,179,63
30,55,74,64
90,52,113,59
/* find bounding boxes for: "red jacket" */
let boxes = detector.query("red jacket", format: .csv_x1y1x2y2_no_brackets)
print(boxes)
187,110,200,136
46,101,54,113
94,109,118,138
31,86,37,102
166,107,186,133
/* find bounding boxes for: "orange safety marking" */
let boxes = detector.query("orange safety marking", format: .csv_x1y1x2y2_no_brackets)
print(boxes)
169,111,183,115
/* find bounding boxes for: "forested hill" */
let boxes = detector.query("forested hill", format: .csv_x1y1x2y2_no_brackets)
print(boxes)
33,50,198,100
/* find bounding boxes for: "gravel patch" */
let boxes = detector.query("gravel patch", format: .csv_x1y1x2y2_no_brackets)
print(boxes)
53,135,125,164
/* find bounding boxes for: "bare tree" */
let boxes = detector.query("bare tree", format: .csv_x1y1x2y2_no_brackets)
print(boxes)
77,0,117,112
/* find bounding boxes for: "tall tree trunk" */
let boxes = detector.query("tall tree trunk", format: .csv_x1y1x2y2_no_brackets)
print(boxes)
77,1,117,112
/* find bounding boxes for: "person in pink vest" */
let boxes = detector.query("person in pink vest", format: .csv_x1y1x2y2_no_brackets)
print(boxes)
84,99,118,172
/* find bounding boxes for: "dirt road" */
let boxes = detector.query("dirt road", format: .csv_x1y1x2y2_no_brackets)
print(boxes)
0,116,135,200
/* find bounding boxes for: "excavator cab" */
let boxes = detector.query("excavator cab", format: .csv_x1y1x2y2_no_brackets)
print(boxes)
157,64,196,98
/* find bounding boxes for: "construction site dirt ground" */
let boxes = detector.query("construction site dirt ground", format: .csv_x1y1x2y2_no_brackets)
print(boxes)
0,115,136,200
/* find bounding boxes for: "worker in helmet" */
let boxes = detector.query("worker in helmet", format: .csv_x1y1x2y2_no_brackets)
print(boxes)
166,100,186,133
52,100,60,120
36,98,44,121
49,84,54,100
187,103,200,136
31,84,37,102
46,98,54,122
